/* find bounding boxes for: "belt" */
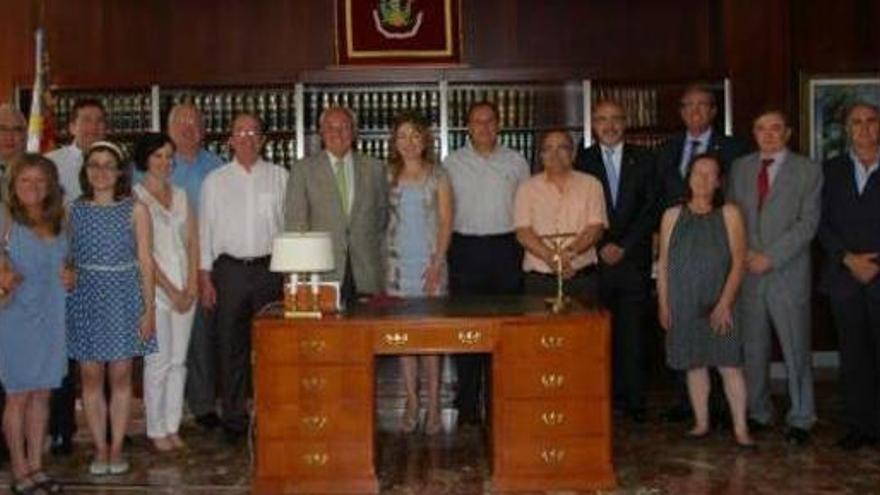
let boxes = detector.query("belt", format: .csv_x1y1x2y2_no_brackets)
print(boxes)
78,262,137,272
218,254,271,266
529,265,596,279
453,232,516,240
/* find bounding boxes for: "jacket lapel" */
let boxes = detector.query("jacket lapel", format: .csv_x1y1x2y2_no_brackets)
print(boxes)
349,153,369,226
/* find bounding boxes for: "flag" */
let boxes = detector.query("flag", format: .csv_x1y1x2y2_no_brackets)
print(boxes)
26,28,56,153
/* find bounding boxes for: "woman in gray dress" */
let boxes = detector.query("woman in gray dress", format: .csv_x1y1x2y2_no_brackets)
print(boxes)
657,153,753,448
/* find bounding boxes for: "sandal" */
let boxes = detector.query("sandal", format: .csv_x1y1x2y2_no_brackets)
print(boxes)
10,476,39,495
30,471,63,493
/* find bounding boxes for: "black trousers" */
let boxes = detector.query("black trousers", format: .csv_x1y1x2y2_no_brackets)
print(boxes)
598,263,650,414
49,360,77,441
448,232,523,423
185,305,218,418
212,255,282,433
830,287,880,437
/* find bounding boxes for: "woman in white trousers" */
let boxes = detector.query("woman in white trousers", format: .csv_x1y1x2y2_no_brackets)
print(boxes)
133,133,198,451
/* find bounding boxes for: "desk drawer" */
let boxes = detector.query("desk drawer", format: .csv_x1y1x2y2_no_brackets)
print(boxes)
496,436,610,476
373,323,495,354
257,400,372,440
495,358,607,399
257,439,373,479
498,319,609,362
497,398,610,441
256,365,371,405
254,325,371,364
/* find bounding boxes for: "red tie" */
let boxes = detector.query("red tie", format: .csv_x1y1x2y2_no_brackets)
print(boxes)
757,158,773,210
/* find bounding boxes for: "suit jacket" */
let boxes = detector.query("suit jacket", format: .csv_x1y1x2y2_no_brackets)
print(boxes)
285,151,389,294
818,153,880,298
656,130,750,209
575,142,659,275
727,150,822,303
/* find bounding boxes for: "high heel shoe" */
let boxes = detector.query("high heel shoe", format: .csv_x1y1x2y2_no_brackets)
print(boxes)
401,400,419,434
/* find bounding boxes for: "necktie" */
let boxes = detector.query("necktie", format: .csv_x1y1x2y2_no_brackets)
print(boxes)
681,140,701,177
334,159,349,215
757,158,773,210
604,148,619,207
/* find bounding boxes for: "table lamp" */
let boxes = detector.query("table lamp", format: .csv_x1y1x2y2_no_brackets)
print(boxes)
270,232,335,318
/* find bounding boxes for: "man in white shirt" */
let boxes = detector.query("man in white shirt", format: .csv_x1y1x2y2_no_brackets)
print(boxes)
199,112,287,443
443,100,530,425
46,98,107,204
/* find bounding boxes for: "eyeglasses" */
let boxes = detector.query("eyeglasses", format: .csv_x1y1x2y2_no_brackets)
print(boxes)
232,129,262,138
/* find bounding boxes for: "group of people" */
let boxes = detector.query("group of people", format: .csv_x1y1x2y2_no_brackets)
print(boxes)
0,79,877,491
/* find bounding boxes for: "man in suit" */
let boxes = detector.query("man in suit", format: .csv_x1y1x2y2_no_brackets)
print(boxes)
728,110,822,446
657,84,749,209
285,106,388,301
656,85,750,424
818,102,880,450
576,100,659,422
199,112,287,443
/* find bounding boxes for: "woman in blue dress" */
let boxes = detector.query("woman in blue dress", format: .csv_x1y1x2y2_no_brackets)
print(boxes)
386,112,453,435
0,154,72,493
66,141,156,475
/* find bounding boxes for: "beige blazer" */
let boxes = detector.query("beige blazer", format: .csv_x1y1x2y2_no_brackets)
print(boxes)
284,151,389,294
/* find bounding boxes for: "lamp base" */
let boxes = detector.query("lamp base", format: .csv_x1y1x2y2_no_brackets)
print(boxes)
284,309,325,319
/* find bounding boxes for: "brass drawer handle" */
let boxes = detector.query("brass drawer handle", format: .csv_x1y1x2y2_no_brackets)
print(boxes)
540,411,565,426
540,335,565,349
457,330,482,345
302,452,329,466
300,376,327,391
540,373,565,389
540,448,566,465
383,332,409,347
299,339,326,354
301,415,328,431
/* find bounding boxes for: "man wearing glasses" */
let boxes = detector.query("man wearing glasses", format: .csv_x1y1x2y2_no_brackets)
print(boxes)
576,100,659,423
198,112,287,444
0,103,27,463
656,84,749,425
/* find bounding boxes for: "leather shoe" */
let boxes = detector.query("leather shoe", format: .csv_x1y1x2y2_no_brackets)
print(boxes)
660,405,691,423
746,418,770,434
222,427,246,445
629,409,647,424
50,435,73,456
835,431,877,451
784,427,810,446
195,412,221,431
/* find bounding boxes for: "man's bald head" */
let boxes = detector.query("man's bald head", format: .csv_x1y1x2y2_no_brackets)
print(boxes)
0,104,27,163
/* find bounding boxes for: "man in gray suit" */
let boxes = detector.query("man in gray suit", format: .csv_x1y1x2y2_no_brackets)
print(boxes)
727,110,822,445
285,106,388,301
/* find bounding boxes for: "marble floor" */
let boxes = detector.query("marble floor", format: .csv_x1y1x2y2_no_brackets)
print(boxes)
1,364,879,494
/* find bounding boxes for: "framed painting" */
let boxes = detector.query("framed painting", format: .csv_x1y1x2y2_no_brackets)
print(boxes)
336,0,461,65
803,75,880,162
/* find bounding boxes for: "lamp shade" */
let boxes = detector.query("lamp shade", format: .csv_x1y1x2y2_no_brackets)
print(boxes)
270,232,335,273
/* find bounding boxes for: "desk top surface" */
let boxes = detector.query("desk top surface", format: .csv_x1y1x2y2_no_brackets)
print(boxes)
257,295,604,323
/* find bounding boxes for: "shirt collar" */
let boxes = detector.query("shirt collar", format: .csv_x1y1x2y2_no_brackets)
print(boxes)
326,150,352,168
760,149,787,166
849,148,880,170
600,142,623,157
686,128,712,146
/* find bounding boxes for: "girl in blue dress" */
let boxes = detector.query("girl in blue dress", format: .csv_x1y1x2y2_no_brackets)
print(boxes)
66,141,156,475
0,154,73,493
385,112,453,435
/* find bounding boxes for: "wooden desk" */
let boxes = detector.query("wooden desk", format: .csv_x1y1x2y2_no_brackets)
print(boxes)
252,297,616,493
